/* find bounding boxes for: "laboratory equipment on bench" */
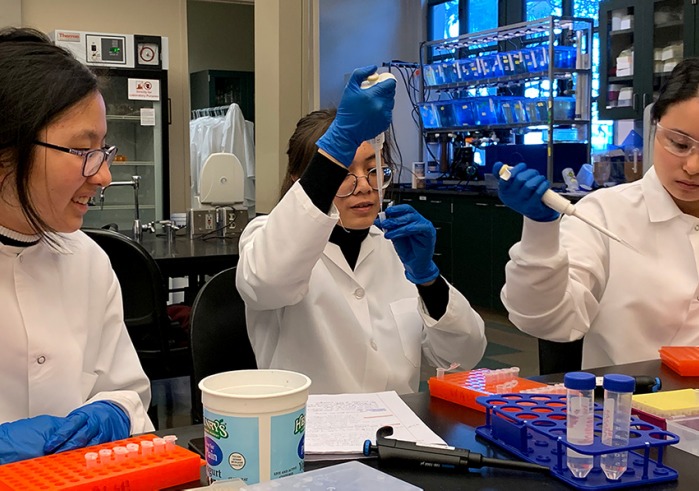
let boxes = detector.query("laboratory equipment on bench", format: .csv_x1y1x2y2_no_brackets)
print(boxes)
363,425,549,474
498,164,639,252
475,393,680,490
189,152,249,239
0,434,201,490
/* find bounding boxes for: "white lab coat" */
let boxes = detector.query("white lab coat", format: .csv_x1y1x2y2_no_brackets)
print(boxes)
222,104,256,217
236,182,486,394
0,231,153,433
501,167,699,368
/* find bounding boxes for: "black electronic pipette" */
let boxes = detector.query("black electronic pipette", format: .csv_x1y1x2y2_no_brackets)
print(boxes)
363,426,549,474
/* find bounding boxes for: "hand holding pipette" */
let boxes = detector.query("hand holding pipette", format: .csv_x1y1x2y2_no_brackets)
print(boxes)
494,162,638,252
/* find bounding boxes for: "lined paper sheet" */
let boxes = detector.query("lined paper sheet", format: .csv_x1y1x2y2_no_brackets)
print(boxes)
305,391,446,461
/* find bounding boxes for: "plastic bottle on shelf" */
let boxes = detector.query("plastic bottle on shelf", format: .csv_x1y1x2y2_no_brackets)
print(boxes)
601,374,636,480
564,371,596,479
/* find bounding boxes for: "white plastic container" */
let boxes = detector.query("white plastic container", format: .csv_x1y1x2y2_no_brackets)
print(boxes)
199,369,311,485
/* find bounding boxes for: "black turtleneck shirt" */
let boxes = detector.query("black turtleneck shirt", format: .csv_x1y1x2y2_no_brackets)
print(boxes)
299,152,449,319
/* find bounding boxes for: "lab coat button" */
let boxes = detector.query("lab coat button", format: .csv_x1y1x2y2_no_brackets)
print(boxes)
370,339,378,351
18,256,23,263
37,356,46,365
354,288,365,299
695,225,699,232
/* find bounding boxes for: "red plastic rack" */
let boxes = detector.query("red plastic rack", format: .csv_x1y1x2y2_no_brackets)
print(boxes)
428,368,549,412
659,346,699,376
0,434,203,491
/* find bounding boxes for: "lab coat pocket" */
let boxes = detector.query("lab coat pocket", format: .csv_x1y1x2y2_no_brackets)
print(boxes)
80,371,99,401
390,298,423,368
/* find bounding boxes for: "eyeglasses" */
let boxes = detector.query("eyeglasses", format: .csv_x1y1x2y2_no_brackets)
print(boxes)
655,123,699,158
34,141,118,177
336,167,393,198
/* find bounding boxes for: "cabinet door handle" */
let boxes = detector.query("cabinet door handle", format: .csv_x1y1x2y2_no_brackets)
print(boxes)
433,252,443,257
494,204,506,208
434,227,442,231
632,92,638,111
642,93,649,109
476,202,489,207
403,198,414,202
431,200,443,204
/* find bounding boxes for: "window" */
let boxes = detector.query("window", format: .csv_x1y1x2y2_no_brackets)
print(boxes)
467,0,497,34
526,0,563,20
427,0,460,61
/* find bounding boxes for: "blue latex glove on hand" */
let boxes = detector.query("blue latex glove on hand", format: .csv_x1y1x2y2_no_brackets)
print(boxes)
0,414,76,464
493,162,560,222
316,65,396,167
376,204,440,285
44,401,130,454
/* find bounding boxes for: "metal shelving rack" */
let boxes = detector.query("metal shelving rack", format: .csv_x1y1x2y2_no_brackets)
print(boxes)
419,16,594,182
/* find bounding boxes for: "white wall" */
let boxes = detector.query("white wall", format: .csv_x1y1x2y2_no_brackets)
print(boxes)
0,0,21,26
319,0,424,176
187,0,254,73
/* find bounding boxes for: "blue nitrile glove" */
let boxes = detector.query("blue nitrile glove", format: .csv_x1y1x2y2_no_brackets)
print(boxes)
0,414,76,464
376,204,440,285
316,65,396,166
493,162,560,222
44,401,130,454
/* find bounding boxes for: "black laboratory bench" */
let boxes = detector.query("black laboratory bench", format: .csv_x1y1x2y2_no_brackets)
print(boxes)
387,184,522,312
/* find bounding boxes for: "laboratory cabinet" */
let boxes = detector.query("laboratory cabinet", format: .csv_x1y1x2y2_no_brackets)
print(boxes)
394,191,523,312
190,69,254,121
599,0,699,120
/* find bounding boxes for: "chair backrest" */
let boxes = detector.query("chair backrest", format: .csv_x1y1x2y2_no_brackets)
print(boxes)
83,228,190,380
190,266,256,421
538,338,584,375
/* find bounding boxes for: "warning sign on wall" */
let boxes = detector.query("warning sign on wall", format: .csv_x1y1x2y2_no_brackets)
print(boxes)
127,78,160,101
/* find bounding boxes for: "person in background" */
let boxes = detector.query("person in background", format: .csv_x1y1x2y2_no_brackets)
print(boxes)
236,65,486,394
494,58,699,369
0,27,153,464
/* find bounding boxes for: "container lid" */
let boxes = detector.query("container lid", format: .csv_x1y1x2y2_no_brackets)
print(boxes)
564,371,596,390
603,374,635,393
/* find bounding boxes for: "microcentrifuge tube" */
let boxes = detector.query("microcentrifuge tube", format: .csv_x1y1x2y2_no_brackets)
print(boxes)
84,451,99,469
140,440,154,456
98,448,113,464
113,446,128,462
126,442,140,457
153,437,166,453
601,374,635,480
163,435,178,451
564,372,595,479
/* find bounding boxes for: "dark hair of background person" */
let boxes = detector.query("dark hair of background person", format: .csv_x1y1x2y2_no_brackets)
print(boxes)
651,57,699,123
279,108,397,199
0,26,99,237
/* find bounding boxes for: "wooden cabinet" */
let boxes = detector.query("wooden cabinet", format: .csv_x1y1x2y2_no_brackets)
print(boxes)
395,191,523,312
600,0,699,120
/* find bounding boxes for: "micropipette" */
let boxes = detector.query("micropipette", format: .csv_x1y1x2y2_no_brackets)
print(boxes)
498,165,639,253
363,426,550,474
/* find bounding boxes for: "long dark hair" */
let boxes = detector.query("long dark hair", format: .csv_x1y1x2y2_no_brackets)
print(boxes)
0,27,99,236
651,58,699,122
280,108,397,200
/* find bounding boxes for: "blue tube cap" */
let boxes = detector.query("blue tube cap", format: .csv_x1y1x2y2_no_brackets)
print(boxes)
564,371,596,390
603,374,636,393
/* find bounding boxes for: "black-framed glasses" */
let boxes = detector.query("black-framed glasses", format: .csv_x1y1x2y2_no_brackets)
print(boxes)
336,167,393,198
655,123,699,158
34,141,118,177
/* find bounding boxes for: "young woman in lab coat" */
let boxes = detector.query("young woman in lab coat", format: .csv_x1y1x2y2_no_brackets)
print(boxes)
494,57,699,369
236,66,486,394
0,27,152,464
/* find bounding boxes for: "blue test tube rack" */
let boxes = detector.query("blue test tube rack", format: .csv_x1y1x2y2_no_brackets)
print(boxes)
475,393,679,490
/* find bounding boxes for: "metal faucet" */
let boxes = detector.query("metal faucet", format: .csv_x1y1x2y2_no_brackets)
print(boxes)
100,175,148,241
